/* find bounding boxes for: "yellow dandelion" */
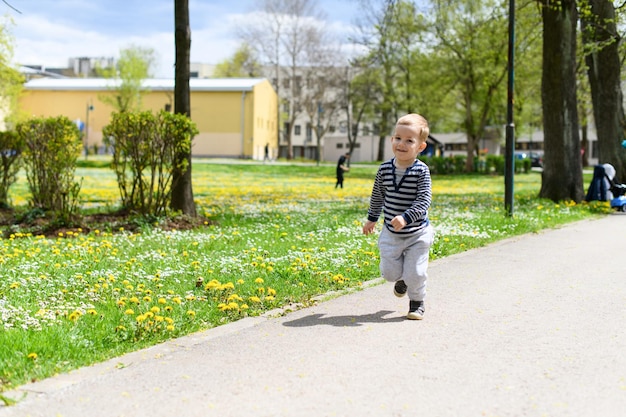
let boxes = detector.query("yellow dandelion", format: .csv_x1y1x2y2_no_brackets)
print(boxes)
158,298,167,305
186,310,196,317
205,279,221,290
87,309,97,316
267,288,277,296
68,311,82,322
172,297,182,304
166,325,175,331
129,296,140,304
124,309,135,315
249,296,261,303
164,306,173,312
164,317,174,324
143,296,152,302
255,278,264,284
27,352,38,360
136,314,147,323
150,306,160,313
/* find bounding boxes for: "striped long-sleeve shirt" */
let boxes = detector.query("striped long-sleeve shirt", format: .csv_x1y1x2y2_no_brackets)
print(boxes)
366,158,431,235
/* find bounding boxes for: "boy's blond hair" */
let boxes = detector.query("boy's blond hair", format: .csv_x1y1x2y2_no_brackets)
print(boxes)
395,113,430,143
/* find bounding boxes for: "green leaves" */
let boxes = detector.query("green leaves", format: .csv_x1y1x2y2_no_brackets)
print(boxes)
15,116,82,217
102,111,198,216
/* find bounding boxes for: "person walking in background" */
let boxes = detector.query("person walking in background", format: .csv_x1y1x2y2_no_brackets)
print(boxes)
362,114,435,320
264,143,270,163
335,152,350,188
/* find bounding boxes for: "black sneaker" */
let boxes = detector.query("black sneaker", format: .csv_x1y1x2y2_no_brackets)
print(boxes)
407,300,425,320
393,280,407,297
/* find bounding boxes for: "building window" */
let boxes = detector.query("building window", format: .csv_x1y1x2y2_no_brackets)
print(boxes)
337,143,344,149
306,123,312,142
294,125,301,136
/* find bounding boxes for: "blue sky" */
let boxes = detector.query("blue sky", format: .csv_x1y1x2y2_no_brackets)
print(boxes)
6,0,360,78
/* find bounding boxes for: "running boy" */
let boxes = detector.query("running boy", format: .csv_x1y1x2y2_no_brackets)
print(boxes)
362,113,434,320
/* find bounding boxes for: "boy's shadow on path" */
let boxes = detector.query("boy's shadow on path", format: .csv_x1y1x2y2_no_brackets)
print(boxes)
282,310,405,327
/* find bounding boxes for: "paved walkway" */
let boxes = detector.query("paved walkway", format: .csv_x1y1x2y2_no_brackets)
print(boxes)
2,214,626,417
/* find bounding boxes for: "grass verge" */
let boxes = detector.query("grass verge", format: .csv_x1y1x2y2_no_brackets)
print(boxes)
0,160,611,393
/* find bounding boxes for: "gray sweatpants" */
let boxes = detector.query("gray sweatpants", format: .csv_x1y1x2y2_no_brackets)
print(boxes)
378,225,435,302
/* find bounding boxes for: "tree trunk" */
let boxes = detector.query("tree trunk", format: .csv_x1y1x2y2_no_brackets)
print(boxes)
581,0,626,181
377,108,391,161
171,0,196,216
538,0,584,202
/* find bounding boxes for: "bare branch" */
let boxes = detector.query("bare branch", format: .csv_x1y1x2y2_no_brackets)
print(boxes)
2,0,21,14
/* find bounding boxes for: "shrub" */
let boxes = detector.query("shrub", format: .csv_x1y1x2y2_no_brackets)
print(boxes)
15,116,82,219
103,111,198,216
516,157,531,173
486,155,505,175
0,130,24,208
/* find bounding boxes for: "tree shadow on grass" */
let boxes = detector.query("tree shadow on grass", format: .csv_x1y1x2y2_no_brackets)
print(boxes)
282,310,405,327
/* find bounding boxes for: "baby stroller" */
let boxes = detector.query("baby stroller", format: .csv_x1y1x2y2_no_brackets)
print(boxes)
585,163,626,211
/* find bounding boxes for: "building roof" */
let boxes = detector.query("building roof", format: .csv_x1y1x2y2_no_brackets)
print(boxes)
23,77,269,92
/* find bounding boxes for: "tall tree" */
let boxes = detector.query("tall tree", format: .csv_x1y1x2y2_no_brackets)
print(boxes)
432,0,511,172
353,0,404,161
0,15,22,128
343,59,381,158
214,43,262,78
239,0,332,160
581,0,626,180
99,45,156,112
302,65,343,164
538,0,584,202
170,0,196,216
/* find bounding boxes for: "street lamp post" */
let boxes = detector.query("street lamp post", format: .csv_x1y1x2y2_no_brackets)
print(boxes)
85,101,94,159
504,0,516,216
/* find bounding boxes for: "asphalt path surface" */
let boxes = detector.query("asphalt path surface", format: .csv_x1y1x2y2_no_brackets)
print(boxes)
2,214,625,417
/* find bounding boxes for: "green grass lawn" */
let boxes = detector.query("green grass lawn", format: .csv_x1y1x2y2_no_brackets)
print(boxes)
0,159,610,396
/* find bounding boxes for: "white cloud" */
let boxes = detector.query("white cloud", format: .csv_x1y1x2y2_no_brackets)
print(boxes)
9,0,361,78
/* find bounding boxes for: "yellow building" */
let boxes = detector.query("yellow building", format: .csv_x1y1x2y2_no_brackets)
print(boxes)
18,78,278,160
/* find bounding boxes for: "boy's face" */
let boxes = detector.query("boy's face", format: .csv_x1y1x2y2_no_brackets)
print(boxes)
391,124,427,166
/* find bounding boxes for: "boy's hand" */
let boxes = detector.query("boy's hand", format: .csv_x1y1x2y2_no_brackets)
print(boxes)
390,215,406,231
362,220,377,235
